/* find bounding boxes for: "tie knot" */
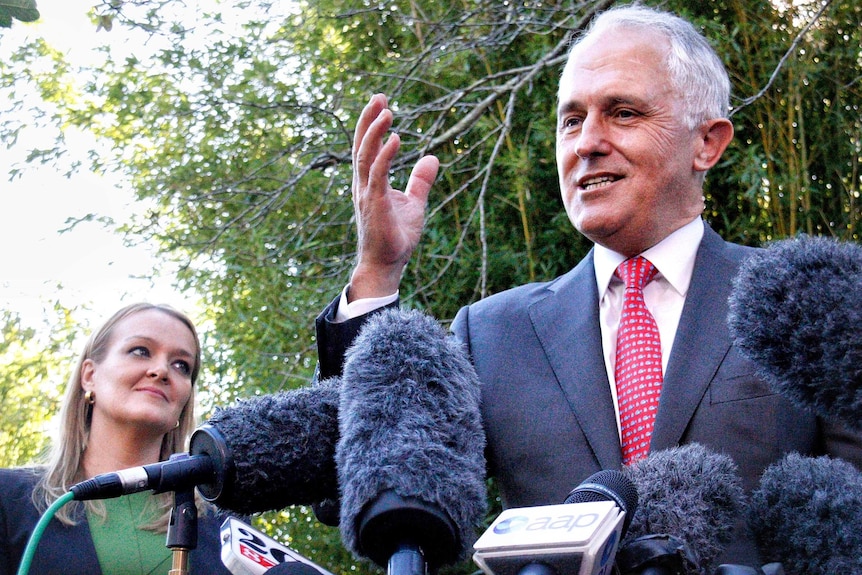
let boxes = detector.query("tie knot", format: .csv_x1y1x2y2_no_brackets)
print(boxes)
616,256,658,290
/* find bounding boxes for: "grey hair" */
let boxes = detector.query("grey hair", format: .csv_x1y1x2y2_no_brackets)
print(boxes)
569,4,730,129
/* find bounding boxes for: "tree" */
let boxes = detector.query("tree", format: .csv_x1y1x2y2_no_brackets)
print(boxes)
29,0,615,396
1,0,860,572
0,305,78,467
702,0,862,242
43,0,857,390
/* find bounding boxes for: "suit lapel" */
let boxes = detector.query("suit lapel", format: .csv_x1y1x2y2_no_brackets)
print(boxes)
529,250,623,470
524,225,742,465
650,224,737,451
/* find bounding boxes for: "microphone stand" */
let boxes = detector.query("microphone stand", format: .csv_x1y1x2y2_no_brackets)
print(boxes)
387,542,426,575
166,485,198,575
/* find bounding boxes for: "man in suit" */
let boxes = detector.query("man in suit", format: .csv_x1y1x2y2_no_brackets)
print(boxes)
315,4,862,566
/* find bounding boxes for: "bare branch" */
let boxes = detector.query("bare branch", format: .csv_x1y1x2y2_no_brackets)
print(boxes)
731,0,834,116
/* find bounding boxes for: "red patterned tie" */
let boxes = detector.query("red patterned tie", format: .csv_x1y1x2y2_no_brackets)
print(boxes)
614,256,662,465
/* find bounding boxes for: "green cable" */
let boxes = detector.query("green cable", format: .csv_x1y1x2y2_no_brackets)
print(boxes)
17,491,75,575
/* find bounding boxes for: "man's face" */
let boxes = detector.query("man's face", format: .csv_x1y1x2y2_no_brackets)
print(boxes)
555,27,706,256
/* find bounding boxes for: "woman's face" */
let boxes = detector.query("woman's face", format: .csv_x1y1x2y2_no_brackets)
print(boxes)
81,309,196,437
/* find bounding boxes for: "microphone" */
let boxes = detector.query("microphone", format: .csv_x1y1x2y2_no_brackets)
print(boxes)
220,516,336,575
617,443,746,575
336,307,487,575
564,469,639,533
748,452,862,574
472,469,639,575
197,377,340,514
70,377,341,513
727,235,862,430
70,451,217,500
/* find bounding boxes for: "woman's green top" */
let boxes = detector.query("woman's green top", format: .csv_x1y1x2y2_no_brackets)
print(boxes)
86,491,172,575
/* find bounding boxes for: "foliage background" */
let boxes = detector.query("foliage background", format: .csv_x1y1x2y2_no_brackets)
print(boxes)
1,0,860,573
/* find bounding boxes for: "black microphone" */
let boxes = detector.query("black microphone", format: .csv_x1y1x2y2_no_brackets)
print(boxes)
336,307,487,575
70,377,341,513
727,235,862,430
617,444,746,575
748,452,862,575
564,468,639,533
472,469,639,575
70,452,217,500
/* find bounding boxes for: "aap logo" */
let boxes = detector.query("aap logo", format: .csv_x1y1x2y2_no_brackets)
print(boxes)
493,516,530,535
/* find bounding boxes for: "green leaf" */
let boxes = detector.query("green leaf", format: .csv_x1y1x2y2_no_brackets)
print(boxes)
0,0,40,27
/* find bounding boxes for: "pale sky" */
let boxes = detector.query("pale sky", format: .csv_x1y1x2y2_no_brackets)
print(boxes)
0,0,193,330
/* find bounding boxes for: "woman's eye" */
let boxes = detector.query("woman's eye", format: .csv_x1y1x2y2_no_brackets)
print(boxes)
130,346,150,357
172,360,192,377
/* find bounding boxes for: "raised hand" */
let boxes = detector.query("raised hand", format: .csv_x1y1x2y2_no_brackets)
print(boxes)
349,93,439,300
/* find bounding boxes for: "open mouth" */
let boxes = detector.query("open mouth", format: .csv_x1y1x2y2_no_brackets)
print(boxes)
578,175,620,191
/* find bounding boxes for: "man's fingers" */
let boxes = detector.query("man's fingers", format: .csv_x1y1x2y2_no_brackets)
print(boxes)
354,106,394,192
366,132,401,196
405,155,439,205
353,94,388,159
352,92,438,209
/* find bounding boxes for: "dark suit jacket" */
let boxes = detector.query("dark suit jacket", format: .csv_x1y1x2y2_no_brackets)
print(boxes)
0,467,233,575
315,222,862,566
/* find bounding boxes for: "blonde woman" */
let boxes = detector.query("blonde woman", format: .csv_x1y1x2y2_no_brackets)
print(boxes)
0,303,232,575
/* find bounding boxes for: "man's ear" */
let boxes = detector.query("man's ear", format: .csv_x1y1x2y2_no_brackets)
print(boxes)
693,118,734,172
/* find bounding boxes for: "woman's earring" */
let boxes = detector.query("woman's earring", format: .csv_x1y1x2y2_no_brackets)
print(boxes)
84,390,95,427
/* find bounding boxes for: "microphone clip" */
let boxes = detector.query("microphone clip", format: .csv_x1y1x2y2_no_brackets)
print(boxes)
356,489,458,572
615,534,698,575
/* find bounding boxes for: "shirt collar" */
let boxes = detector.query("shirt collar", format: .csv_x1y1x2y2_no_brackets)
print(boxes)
594,217,704,297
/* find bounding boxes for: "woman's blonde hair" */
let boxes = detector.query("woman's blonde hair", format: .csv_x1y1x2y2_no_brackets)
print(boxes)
33,303,202,530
